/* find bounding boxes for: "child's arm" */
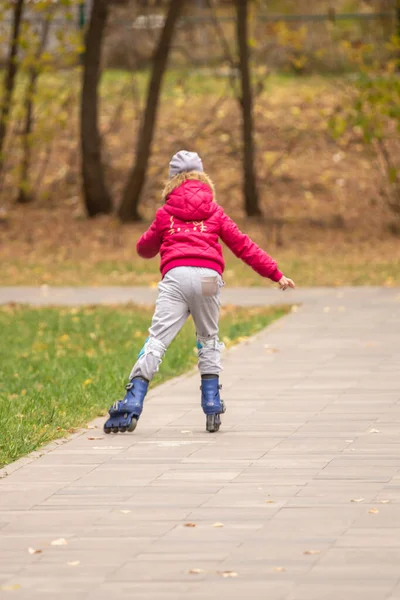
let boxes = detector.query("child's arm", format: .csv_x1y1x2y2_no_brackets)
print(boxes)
219,211,283,282
136,213,162,259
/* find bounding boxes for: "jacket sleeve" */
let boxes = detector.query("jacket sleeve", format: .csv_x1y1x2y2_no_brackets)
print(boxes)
136,211,162,259
219,209,283,282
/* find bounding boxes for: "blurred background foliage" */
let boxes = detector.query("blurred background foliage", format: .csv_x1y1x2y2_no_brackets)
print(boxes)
0,0,399,286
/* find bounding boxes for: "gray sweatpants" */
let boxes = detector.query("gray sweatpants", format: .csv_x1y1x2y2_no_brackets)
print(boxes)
129,267,224,381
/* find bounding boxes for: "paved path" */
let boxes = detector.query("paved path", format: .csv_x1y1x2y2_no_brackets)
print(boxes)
1,287,400,600
0,284,363,307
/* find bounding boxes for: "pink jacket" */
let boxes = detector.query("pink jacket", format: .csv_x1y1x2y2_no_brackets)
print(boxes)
137,171,282,282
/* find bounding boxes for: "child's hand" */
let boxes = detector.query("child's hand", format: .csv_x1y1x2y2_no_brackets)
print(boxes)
278,276,295,291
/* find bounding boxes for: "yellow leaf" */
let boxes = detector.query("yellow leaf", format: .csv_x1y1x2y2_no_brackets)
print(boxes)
264,345,279,354
83,378,93,387
1,584,21,591
188,568,205,575
58,334,70,343
51,538,68,546
184,523,196,528
369,508,379,514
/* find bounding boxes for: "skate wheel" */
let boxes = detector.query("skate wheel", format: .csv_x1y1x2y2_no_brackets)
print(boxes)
206,414,220,433
104,426,111,434
127,418,138,433
119,426,127,433
111,426,119,434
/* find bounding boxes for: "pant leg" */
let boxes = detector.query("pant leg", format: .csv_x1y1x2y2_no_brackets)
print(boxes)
188,268,224,376
129,272,189,381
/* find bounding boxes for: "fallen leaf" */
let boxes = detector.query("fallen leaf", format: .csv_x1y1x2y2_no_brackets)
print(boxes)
180,430,192,434
304,550,321,555
184,523,196,528
87,425,97,430
83,378,93,387
1,584,21,591
346,440,354,443
264,344,279,353
333,151,345,163
67,561,80,566
266,500,276,504
87,436,103,441
28,547,42,555
272,566,286,573
323,306,331,312
369,429,380,434
119,510,131,514
188,568,205,575
351,498,364,503
378,500,390,504
369,508,379,514
51,538,68,546
212,522,224,528
218,571,238,578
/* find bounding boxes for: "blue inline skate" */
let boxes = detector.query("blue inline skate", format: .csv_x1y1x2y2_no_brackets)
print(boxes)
201,375,226,433
104,377,149,434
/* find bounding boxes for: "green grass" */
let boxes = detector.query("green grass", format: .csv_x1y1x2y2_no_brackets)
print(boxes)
0,303,288,468
9,66,331,107
100,69,336,106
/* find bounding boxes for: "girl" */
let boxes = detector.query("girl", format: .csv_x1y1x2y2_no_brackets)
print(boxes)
104,150,295,434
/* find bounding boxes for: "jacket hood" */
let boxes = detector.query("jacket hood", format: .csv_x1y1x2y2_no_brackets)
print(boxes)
162,171,218,221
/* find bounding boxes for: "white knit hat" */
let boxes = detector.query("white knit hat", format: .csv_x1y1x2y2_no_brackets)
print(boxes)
168,150,203,179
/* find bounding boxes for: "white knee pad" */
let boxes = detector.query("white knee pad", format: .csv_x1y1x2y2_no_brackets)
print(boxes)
140,337,166,360
197,335,224,375
129,337,166,381
197,336,224,352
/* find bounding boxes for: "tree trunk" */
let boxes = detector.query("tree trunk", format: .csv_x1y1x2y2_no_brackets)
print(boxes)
118,0,184,223
236,0,261,217
17,16,52,204
80,0,112,217
0,0,25,180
